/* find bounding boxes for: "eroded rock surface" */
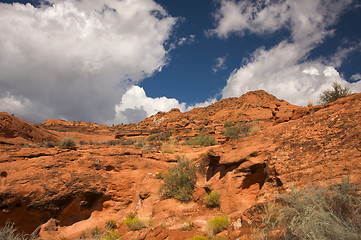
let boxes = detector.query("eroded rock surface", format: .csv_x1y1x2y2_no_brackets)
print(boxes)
0,91,360,239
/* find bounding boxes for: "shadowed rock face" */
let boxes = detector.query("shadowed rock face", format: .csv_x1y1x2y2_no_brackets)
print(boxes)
0,91,360,239
0,112,59,144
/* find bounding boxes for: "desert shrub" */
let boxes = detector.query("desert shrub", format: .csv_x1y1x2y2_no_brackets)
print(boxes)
188,236,209,240
20,143,36,148
89,141,101,146
91,226,102,239
157,132,170,141
239,122,259,137
206,215,230,236
165,131,172,138
107,140,119,146
319,81,351,104
79,140,87,145
224,121,235,128
223,126,240,139
0,222,37,240
239,122,251,135
160,157,197,202
120,139,134,145
258,176,361,240
161,141,177,153
160,223,167,229
41,141,55,148
184,134,216,146
58,137,76,150
255,201,281,239
147,134,157,142
248,124,260,136
105,219,117,230
124,214,145,231
102,230,122,240
134,137,146,147
205,190,220,208
79,231,87,239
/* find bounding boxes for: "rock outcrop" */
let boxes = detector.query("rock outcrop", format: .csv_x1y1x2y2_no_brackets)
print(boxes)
0,91,360,239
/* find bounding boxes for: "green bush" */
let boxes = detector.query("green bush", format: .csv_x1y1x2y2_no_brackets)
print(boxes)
105,219,117,230
206,215,230,236
224,121,235,128
58,137,76,150
41,141,55,148
102,230,122,240
319,81,351,104
239,122,259,137
188,236,209,240
134,137,146,147
184,134,217,146
157,132,170,141
160,157,197,202
91,226,101,239
0,222,37,240
124,214,145,231
259,176,361,240
147,134,157,142
205,190,220,208
223,126,240,139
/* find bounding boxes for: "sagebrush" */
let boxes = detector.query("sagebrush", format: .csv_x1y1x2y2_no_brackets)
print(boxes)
257,176,361,240
58,137,76,150
0,222,37,240
319,81,351,104
160,157,197,202
184,134,216,146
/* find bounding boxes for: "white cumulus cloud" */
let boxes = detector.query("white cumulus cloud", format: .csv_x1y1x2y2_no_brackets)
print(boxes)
0,0,176,123
111,85,218,124
111,85,187,124
212,0,360,106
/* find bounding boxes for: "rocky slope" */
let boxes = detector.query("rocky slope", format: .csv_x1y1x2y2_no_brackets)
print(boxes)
0,90,360,239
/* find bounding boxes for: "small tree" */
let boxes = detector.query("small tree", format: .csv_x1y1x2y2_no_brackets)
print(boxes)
319,82,351,104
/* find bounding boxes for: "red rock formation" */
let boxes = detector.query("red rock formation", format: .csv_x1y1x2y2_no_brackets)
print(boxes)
0,112,58,145
0,91,360,239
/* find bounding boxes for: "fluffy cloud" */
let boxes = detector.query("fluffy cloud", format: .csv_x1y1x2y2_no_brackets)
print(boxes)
111,85,218,124
0,0,176,123
212,0,360,105
111,85,187,124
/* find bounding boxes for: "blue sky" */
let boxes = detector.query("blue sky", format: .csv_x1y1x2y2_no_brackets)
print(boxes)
0,0,360,124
